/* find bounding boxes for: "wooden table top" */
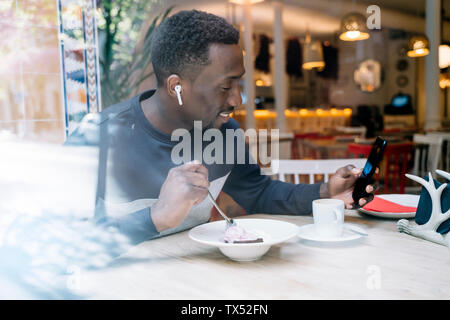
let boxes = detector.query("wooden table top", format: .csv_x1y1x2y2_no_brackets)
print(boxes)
79,212,450,299
303,138,351,150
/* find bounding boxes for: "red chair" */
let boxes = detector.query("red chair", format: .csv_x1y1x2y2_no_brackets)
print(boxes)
348,142,414,194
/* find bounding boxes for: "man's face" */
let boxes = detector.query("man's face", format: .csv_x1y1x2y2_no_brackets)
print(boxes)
181,43,245,129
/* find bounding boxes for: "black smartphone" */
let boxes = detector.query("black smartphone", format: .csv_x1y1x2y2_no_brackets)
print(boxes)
352,137,387,207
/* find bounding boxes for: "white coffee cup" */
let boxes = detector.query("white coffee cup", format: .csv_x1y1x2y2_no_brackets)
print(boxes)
312,199,345,237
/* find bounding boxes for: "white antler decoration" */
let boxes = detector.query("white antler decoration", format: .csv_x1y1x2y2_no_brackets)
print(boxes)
397,171,450,247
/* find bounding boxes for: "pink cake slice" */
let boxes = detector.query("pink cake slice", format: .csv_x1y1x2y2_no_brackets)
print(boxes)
223,225,264,244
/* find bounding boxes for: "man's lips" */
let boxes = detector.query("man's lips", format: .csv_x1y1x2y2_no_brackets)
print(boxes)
218,107,234,118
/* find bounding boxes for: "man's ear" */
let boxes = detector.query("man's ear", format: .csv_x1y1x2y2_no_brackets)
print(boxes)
167,74,182,99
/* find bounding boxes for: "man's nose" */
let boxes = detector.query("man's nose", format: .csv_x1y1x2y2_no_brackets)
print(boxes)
227,86,242,108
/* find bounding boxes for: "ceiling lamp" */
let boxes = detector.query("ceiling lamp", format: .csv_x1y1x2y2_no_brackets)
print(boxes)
302,33,325,70
439,44,450,69
407,35,430,57
339,12,370,41
440,73,450,89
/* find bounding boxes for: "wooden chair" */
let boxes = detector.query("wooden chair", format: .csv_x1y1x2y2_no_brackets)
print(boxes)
426,132,450,174
291,133,345,160
272,158,367,184
411,134,443,178
348,142,414,194
290,132,320,159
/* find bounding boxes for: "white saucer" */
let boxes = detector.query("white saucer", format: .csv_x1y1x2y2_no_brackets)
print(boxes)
297,223,366,243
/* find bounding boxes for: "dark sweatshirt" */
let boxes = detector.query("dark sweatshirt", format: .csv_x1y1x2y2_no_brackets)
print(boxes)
66,90,321,244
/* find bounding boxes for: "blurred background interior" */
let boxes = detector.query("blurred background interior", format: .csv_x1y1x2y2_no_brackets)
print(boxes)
1,0,450,195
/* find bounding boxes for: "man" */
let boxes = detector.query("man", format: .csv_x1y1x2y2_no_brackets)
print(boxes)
68,10,374,244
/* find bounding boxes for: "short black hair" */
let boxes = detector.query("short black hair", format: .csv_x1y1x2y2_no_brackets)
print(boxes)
150,10,240,86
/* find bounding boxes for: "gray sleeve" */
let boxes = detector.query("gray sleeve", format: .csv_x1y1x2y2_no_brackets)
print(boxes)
65,113,161,244
95,207,160,244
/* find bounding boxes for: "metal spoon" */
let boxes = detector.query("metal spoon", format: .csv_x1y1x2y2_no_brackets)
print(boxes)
207,191,236,229
344,226,368,236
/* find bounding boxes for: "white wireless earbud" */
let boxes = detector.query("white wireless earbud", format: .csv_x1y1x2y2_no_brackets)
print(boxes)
174,85,183,106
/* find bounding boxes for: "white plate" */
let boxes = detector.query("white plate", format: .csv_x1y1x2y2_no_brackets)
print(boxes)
358,194,419,219
297,223,366,243
189,218,299,262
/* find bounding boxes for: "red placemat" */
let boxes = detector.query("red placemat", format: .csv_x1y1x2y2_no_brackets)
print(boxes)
363,196,417,213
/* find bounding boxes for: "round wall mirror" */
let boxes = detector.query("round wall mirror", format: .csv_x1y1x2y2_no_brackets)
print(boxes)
353,59,383,93
396,75,409,87
396,59,408,71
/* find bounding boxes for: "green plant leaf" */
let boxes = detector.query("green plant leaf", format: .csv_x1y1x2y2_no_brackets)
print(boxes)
99,4,173,108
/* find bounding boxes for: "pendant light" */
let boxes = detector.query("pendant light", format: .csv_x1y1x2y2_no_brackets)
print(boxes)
440,44,450,69
438,1,450,69
439,73,450,89
339,12,370,41
407,1,429,58
302,31,325,70
407,35,430,57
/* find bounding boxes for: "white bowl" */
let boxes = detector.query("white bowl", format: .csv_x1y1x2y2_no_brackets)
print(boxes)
188,218,299,262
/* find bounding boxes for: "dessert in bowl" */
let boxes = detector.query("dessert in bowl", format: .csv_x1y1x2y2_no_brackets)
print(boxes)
189,218,299,261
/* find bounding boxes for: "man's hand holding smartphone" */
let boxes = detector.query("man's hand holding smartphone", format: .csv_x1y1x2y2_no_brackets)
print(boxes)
351,137,387,208
322,165,379,209
321,137,386,209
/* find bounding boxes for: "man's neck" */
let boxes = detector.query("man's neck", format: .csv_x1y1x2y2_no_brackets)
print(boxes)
140,89,190,134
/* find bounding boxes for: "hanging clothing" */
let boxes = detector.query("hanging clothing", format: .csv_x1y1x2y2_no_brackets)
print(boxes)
286,37,303,78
